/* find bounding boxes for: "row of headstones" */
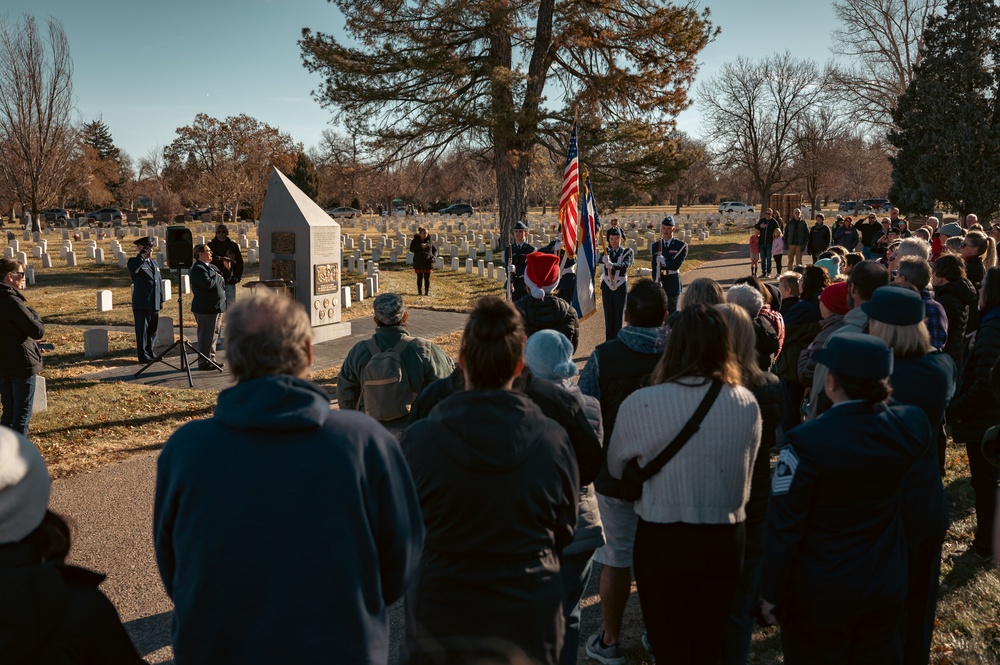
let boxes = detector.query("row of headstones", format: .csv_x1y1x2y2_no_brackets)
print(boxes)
83,320,178,359
340,269,381,310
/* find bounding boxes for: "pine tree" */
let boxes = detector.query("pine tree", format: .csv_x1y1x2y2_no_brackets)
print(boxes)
888,0,1000,217
82,118,121,162
289,152,319,201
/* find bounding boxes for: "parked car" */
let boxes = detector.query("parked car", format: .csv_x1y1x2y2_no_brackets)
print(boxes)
438,203,475,216
189,207,232,221
861,198,892,212
84,207,124,223
718,201,736,213
40,208,69,225
720,202,755,214
326,206,360,219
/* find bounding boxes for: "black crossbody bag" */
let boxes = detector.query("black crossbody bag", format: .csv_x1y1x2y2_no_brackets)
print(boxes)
594,379,723,502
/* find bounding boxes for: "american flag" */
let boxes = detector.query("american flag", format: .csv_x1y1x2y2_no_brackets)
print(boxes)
559,124,580,256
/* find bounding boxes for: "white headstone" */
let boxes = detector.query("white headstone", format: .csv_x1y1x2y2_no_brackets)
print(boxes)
365,277,375,298
85,246,95,259
406,252,414,265
118,253,128,268
95,248,104,265
342,285,352,309
435,256,444,270
16,251,27,265
248,248,257,264
356,282,365,302
96,290,113,311
41,253,51,268
496,266,507,283
478,259,485,277
66,252,76,266
31,247,42,259
153,317,174,354
465,258,472,273
488,262,495,279
25,266,34,286
9,239,18,252
181,273,191,294
31,375,46,414
162,278,172,301
2,247,11,259
84,329,109,358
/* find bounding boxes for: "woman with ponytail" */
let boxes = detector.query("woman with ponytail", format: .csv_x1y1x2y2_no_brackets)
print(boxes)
959,230,995,291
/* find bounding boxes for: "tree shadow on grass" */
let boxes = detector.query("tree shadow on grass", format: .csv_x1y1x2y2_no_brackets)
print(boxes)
37,406,215,437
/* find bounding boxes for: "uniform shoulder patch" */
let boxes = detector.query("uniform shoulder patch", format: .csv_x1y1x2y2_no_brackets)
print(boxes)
771,446,800,495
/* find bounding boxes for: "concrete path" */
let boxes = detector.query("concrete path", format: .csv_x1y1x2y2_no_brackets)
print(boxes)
49,253,748,664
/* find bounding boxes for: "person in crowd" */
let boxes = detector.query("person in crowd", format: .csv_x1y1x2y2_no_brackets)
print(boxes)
732,275,784,361
516,252,580,349
784,208,808,267
934,253,979,375
895,217,912,238
207,224,243,311
402,297,579,665
893,256,948,352
777,272,800,316
797,281,850,391
652,215,688,313
959,229,995,291
0,427,146,664
524,330,604,665
189,244,226,370
966,213,980,228
607,305,761,664
409,226,437,296
872,217,894,261
833,216,859,251
749,225,761,277
948,266,1000,562
580,279,668,665
679,277,725,311
936,221,964,259
127,236,162,364
538,235,578,304
154,292,424,663
599,227,633,341
771,227,785,274
715,303,781,665
0,257,44,435
842,252,863,275
814,257,840,281
864,287,954,664
337,292,454,431
775,266,828,434
727,283,779,373
756,209,780,277
806,214,831,264
857,213,881,260
760,333,931,664
505,220,536,301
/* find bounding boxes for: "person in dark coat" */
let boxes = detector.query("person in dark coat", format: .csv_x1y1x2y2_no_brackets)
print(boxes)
409,226,437,296
0,257,44,436
652,215,688,313
775,266,828,434
833,216,860,251
933,253,979,375
760,334,931,664
128,236,163,363
516,252,580,350
806,214,832,263
0,428,145,664
948,266,1000,561
959,230,992,291
504,220,536,302
864,287,954,664
189,244,226,370
402,297,579,665
207,224,243,309
599,227,633,341
756,209,780,277
784,208,809,267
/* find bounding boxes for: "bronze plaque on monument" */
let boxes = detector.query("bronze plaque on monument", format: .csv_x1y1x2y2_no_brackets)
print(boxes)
272,259,295,282
314,263,339,296
272,231,295,254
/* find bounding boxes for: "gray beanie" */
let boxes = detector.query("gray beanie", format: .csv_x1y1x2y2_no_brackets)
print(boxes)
0,428,50,544
524,330,578,381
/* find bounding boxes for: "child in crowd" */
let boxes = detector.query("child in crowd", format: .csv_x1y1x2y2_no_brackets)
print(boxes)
772,227,785,274
749,227,761,276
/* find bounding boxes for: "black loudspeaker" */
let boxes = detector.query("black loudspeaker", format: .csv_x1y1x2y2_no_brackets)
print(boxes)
166,225,194,269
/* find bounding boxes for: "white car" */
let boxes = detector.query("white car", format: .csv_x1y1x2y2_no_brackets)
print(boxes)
720,202,755,214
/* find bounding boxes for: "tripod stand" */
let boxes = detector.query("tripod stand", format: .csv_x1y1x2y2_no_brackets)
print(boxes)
134,267,223,387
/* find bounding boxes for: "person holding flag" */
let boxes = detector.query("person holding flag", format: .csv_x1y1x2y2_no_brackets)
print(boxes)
651,215,688,314
504,221,536,302
599,227,633,340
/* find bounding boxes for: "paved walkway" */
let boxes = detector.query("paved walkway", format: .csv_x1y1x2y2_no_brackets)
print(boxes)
50,252,748,664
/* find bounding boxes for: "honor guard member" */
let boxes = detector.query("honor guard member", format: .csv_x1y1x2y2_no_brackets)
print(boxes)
651,215,687,314
128,236,163,363
599,227,633,340
537,237,577,304
759,333,931,664
504,220,536,302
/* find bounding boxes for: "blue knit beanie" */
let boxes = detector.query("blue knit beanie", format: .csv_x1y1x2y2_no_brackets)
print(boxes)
524,330,578,381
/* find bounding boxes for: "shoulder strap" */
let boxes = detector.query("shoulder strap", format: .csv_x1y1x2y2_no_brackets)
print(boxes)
638,379,724,483
365,337,381,356
392,336,414,353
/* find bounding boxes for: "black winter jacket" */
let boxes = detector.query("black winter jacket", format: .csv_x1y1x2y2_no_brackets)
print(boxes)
516,294,580,351
806,224,832,255
950,307,1000,443
409,234,436,271
0,283,43,378
936,278,979,372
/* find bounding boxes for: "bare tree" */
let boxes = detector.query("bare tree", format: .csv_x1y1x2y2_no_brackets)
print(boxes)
828,0,945,133
0,15,78,229
792,107,846,217
672,136,714,213
698,52,828,207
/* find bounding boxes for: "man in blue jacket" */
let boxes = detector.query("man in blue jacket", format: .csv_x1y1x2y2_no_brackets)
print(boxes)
127,237,162,363
153,293,424,665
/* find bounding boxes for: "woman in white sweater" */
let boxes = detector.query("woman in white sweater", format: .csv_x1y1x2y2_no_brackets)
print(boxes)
607,304,762,664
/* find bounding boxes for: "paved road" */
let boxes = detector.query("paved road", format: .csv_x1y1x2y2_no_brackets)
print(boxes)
49,251,748,664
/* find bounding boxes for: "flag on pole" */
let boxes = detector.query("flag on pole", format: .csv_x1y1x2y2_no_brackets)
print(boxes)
573,174,600,319
559,124,580,256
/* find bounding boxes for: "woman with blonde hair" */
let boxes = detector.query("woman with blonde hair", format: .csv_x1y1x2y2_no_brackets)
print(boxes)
607,304,761,663
959,230,995,290
679,277,724,311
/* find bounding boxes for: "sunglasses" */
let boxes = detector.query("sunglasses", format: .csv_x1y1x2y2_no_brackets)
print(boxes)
11,271,25,278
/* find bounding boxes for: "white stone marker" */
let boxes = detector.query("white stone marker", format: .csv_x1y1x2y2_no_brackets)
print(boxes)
66,252,77,266
181,273,191,294
32,376,47,414
9,239,18,252
496,267,507,284
153,317,174,354
96,290,113,311
118,253,128,268
85,246,95,259
84,329,109,358
25,266,34,286
162,279,172,302
16,251,27,265
342,285,352,309
41,254,51,268
32,247,42,259
478,259,485,277
95,248,104,265
488,262,495,279
365,277,375,298
356,282,365,302
406,252,414,265
465,258,472,273
435,256,444,270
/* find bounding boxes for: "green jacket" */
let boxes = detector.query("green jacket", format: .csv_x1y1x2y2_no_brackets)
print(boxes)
336,325,455,422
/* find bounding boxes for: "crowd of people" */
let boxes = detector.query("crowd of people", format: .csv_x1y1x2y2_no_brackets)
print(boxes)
1,208,999,665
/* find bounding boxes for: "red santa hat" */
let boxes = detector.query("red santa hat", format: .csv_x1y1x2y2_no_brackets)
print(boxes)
523,252,560,299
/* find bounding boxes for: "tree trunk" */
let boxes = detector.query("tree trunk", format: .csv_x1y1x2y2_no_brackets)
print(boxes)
494,145,530,248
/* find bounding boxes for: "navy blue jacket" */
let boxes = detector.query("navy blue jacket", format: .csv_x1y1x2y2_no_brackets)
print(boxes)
127,254,162,311
189,260,226,314
153,375,424,664
761,400,929,613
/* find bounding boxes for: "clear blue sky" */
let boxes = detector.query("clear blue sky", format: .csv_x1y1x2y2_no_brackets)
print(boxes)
3,0,839,160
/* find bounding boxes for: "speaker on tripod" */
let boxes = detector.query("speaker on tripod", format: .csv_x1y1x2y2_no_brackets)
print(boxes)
165,225,193,268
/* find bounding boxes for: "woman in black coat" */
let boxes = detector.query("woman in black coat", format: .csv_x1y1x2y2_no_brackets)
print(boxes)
409,226,437,296
949,266,1000,560
0,258,44,436
933,253,979,375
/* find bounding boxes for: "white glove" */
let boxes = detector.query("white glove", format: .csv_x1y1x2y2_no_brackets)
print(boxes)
508,263,515,275
554,240,561,253
658,255,667,267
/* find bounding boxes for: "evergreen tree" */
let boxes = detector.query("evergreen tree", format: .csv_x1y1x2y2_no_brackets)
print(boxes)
82,118,121,162
81,117,129,206
289,152,319,201
888,0,1000,217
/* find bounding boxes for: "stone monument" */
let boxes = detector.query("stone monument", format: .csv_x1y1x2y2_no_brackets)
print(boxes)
259,168,351,343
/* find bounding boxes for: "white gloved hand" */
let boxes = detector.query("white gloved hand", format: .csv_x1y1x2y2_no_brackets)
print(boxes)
657,255,667,267
508,264,515,275
603,256,613,268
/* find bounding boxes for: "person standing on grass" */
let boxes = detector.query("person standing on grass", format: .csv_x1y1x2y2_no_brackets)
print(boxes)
189,244,226,370
749,226,761,277
784,208,808,267
154,292,424,665
127,236,162,364
409,226,436,296
806,214,831,264
755,209,780,277
0,258,44,436
772,227,785,274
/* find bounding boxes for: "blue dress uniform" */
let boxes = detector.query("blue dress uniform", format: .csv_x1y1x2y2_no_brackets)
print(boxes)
504,222,536,302
599,230,633,341
650,216,687,314
538,239,576,304
127,238,163,363
760,334,930,665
